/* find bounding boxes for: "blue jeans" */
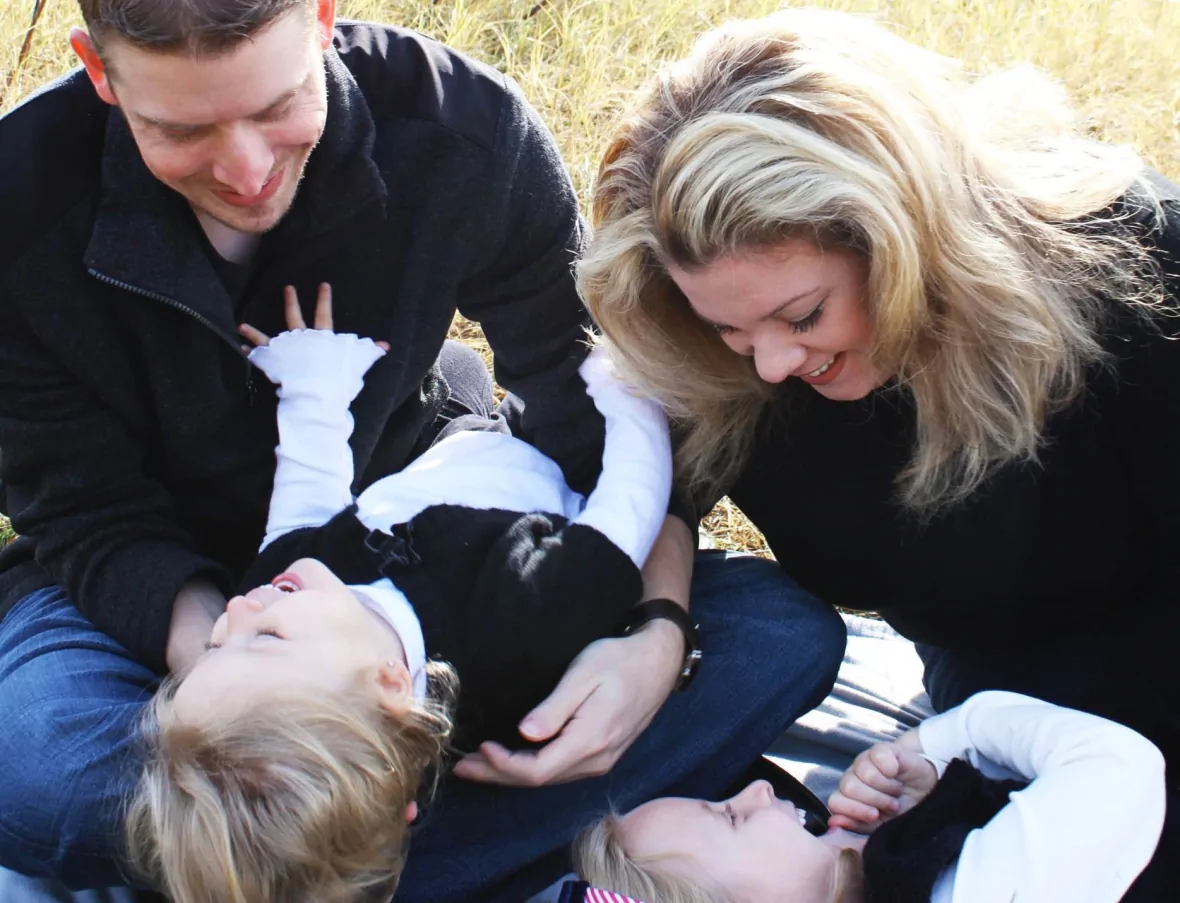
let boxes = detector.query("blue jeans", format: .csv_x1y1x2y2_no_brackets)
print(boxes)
0,552,846,902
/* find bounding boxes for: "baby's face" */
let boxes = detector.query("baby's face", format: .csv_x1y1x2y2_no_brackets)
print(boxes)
173,559,402,723
619,780,840,903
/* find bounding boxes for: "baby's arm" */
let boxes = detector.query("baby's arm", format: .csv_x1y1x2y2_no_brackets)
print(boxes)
568,346,671,568
919,691,1164,903
241,284,387,550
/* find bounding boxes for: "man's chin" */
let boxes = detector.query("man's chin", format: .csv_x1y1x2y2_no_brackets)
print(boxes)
196,197,292,235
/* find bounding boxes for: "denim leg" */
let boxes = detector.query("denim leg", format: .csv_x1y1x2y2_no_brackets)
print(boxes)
396,551,846,903
0,587,157,888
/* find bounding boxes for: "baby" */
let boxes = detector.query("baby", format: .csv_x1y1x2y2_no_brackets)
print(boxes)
574,690,1166,903
124,284,674,903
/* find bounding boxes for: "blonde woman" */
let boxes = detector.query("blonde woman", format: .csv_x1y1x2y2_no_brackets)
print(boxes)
579,8,1179,897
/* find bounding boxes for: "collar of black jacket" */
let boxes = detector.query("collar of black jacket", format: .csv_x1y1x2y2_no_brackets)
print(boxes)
82,46,388,342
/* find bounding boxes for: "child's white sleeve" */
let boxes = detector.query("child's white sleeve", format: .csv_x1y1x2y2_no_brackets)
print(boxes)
919,690,1165,903
569,346,672,568
247,330,386,550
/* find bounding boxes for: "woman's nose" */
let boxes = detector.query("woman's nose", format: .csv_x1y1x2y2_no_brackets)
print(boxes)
753,337,808,384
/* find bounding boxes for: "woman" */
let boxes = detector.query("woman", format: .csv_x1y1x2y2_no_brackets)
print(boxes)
578,7,1178,894
573,691,1167,903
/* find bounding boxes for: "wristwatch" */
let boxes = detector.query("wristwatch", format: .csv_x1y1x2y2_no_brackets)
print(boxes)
615,598,702,691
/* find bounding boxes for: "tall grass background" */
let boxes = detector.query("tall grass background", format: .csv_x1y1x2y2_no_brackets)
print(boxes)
1,0,1178,554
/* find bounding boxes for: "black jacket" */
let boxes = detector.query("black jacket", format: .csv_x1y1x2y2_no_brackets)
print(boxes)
0,22,604,672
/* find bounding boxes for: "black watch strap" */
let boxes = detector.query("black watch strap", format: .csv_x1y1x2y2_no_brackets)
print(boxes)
615,598,702,691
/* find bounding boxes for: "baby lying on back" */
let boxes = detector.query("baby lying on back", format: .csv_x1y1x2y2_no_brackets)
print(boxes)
124,284,673,903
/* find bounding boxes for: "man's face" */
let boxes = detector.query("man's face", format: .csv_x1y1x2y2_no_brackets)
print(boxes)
82,6,332,234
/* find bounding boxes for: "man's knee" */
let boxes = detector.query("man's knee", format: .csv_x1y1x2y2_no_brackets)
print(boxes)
0,589,154,884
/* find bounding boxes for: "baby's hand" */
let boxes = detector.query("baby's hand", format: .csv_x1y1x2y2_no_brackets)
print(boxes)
241,284,389,390
827,730,938,834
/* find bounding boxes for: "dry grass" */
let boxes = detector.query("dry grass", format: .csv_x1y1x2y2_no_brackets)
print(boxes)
2,0,1178,555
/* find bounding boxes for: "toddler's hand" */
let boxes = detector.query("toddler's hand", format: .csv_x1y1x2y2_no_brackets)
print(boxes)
827,731,937,834
241,284,389,390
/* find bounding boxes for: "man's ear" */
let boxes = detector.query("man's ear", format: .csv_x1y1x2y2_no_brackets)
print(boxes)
314,0,337,52
69,27,116,105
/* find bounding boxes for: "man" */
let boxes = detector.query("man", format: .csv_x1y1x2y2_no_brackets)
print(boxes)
0,1,848,900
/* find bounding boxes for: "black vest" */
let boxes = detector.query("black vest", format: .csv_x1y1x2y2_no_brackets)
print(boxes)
862,759,1026,903
240,503,643,751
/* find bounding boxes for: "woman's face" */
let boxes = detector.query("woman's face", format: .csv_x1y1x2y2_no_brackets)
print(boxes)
619,780,856,903
667,239,885,401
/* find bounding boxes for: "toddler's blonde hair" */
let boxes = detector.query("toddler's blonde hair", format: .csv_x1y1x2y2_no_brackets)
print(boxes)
125,665,455,903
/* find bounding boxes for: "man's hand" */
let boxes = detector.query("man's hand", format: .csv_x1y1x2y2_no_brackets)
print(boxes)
452,618,683,786
828,729,938,834
165,579,226,674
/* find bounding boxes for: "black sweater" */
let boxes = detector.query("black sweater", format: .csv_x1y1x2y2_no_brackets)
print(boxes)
240,504,643,752
0,23,604,672
726,176,1180,648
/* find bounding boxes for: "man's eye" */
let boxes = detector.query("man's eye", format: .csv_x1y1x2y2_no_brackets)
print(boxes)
726,804,737,826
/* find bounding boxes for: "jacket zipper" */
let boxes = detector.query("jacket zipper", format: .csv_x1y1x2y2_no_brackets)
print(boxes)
87,268,258,404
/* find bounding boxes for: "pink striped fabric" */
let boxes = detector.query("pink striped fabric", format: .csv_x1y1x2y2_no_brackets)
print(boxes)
584,887,646,903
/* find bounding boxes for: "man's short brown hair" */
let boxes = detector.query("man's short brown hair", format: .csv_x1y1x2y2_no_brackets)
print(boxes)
76,0,313,56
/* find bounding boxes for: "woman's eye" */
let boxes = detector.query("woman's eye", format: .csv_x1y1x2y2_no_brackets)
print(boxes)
788,298,826,334
711,322,736,337
257,628,282,639
726,804,738,826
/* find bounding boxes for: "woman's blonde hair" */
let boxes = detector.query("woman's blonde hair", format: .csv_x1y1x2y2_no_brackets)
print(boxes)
578,8,1164,514
573,813,864,903
124,664,456,903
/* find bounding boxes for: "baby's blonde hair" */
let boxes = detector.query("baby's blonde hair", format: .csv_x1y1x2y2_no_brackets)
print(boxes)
124,665,455,903
574,813,864,903
579,8,1164,515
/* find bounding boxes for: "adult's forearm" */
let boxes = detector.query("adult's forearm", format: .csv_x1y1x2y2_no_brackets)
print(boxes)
165,579,226,674
641,515,695,609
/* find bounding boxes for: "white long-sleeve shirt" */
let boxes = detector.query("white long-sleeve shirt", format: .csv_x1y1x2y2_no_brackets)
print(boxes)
918,691,1166,903
247,330,672,695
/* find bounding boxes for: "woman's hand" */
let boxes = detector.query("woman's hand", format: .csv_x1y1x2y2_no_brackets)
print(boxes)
827,730,938,834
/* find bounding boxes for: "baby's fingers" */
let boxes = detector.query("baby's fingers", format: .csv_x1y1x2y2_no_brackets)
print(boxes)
828,790,882,830
837,771,901,817
238,323,270,348
313,283,334,330
283,285,307,330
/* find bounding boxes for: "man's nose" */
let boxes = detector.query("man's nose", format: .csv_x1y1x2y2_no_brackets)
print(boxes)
210,125,275,197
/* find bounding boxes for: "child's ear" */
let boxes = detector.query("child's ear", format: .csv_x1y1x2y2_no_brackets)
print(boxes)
375,659,414,717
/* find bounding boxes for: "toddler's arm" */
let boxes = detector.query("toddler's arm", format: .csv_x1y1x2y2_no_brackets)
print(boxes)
920,691,1164,903
242,284,386,550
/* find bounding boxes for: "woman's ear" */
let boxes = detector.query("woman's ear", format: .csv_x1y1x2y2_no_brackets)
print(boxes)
375,659,414,717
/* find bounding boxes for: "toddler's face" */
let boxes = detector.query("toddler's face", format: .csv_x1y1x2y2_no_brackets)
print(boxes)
172,559,409,723
619,780,848,903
